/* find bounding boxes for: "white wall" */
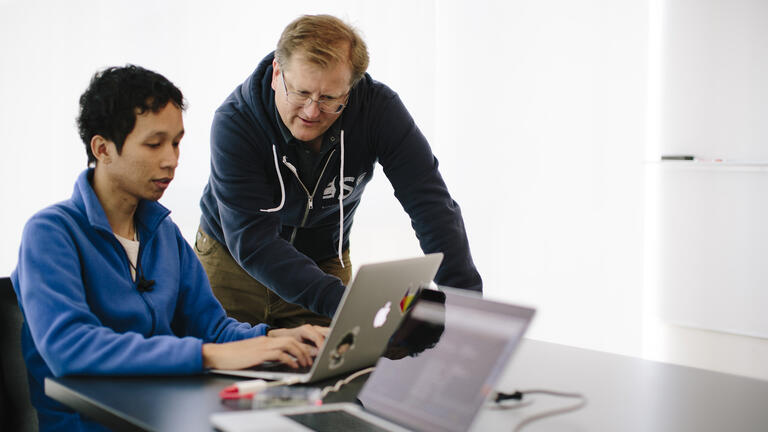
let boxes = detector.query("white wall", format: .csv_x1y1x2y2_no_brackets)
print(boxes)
2,1,648,360
642,0,768,380
0,0,436,272
432,0,648,356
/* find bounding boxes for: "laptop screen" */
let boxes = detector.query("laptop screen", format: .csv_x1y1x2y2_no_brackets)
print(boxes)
358,288,535,432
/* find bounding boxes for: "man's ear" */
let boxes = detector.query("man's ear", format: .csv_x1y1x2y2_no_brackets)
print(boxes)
90,135,113,164
271,59,281,92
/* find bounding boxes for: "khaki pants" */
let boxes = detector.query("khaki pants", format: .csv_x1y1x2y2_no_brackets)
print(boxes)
194,227,351,328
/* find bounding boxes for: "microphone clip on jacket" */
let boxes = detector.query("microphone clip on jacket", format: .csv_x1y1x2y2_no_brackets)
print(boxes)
137,277,155,292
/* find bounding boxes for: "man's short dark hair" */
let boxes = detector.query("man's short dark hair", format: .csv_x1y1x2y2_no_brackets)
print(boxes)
77,65,186,166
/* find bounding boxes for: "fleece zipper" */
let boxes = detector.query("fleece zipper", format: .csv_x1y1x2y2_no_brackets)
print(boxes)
134,246,157,336
281,149,336,244
113,232,158,337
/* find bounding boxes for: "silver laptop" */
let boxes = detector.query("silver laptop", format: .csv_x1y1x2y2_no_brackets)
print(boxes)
210,287,536,432
211,253,444,383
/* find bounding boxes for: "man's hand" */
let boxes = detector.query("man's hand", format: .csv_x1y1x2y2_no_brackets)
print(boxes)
202,335,316,370
267,324,329,352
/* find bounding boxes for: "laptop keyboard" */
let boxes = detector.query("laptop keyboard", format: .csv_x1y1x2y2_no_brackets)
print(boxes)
285,410,391,432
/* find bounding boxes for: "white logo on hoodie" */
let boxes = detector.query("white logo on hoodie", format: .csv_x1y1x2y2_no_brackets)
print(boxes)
323,176,358,200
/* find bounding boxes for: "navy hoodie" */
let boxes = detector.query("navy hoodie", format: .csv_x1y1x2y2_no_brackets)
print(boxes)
200,52,482,317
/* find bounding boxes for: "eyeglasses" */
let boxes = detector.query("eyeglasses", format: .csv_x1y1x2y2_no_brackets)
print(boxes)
280,70,349,114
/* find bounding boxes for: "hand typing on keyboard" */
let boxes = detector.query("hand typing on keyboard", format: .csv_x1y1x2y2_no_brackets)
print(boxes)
201,325,329,370
309,345,319,358
267,324,329,351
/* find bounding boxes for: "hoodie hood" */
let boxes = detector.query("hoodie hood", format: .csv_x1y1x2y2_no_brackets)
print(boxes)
236,52,283,149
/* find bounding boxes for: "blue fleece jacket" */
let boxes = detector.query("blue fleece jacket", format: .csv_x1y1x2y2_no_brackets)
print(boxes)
11,169,268,431
199,52,482,317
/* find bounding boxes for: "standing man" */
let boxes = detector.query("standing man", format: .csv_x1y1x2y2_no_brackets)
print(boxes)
197,14,482,328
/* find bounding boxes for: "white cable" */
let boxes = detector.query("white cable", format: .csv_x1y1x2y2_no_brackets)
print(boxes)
320,366,375,398
260,145,286,212
507,389,587,432
337,129,345,267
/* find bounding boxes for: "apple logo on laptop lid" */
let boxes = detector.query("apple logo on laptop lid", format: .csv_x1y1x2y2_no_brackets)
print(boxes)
373,301,392,328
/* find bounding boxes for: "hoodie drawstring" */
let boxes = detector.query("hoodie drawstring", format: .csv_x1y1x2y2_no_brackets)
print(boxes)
337,130,345,268
260,145,286,212
260,135,345,269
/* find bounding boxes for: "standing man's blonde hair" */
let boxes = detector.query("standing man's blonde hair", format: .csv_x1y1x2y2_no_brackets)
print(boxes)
275,14,370,86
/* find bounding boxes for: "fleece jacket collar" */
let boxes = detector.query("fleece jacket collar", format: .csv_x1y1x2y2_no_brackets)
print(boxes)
71,168,171,240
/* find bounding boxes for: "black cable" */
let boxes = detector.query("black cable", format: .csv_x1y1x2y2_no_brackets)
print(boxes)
128,258,155,292
494,391,524,403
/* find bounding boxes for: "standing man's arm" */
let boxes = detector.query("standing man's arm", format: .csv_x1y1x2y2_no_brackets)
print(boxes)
372,92,482,292
203,109,345,317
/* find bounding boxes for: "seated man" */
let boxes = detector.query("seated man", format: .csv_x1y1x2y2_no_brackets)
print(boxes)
11,65,326,432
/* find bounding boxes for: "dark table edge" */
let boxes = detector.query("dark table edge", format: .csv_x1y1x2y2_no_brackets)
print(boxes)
45,377,154,432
